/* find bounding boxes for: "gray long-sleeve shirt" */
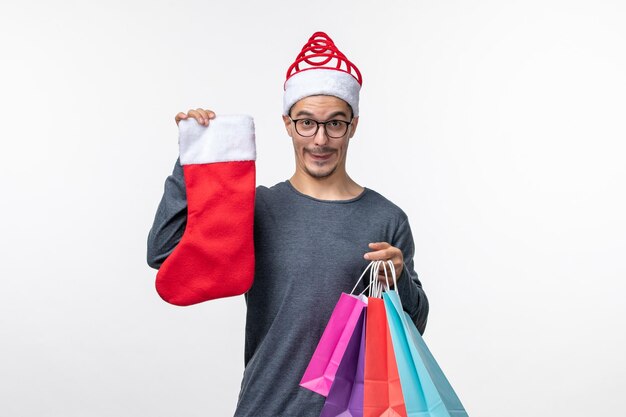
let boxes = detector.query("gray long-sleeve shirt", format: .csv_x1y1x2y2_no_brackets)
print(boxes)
147,158,429,416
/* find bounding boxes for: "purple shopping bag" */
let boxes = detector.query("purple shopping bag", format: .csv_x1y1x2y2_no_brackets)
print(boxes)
320,309,366,417
300,292,367,396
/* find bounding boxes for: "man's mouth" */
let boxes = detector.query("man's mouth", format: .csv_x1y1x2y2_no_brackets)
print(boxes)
306,148,335,161
309,153,332,160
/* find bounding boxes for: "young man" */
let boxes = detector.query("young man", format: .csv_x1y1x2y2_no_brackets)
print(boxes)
147,32,429,416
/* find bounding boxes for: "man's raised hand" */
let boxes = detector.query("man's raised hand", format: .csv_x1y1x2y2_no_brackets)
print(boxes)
175,108,216,126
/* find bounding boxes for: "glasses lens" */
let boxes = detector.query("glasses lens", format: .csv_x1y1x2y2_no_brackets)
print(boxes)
325,120,349,138
295,119,317,136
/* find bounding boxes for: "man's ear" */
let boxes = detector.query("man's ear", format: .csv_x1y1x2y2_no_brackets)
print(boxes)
348,116,359,139
282,114,293,136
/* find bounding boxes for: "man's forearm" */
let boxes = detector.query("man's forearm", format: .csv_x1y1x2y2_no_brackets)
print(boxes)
146,157,188,269
397,264,429,335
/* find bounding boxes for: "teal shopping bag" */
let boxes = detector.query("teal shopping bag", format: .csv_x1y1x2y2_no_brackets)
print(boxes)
384,290,430,415
379,261,469,417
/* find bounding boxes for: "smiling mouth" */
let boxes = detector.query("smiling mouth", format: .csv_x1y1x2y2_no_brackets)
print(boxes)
307,147,334,156
308,153,333,162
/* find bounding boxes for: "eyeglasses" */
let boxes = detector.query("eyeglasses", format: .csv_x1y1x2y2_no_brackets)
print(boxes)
288,117,353,139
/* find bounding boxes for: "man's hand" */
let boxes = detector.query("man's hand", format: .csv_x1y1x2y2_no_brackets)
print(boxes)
175,108,216,126
364,242,404,287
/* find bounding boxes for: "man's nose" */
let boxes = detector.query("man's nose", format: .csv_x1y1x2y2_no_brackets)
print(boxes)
313,124,329,145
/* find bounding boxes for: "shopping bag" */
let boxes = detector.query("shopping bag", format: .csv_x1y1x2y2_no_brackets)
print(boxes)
319,309,366,417
363,295,408,417
301,262,378,396
300,293,367,396
384,291,429,415
403,303,468,417
382,260,468,417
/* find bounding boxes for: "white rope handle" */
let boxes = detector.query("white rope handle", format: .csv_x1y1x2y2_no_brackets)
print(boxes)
368,261,375,298
372,260,389,298
382,260,398,293
350,261,376,295
351,259,399,298
381,260,390,292
376,261,384,298
369,260,378,298
373,260,398,296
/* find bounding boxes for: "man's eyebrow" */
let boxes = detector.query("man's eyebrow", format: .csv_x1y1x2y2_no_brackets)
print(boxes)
326,111,350,119
293,110,350,119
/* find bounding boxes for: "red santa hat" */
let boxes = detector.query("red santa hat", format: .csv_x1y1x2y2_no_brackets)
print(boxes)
283,32,363,116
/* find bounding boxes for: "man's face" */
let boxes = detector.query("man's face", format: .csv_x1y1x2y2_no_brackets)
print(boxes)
282,95,359,180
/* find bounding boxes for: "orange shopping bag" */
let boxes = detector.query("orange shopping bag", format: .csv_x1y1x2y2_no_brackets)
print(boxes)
363,262,408,417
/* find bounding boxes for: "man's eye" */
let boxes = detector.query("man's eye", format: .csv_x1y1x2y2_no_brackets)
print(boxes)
301,119,314,126
328,121,341,127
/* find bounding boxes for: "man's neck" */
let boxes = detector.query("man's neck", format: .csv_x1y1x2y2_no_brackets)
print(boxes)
289,171,364,201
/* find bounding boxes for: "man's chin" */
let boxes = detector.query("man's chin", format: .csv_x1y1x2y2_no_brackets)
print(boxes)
304,164,338,179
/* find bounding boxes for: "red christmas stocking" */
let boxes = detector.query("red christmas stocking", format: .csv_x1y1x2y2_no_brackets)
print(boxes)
156,115,256,306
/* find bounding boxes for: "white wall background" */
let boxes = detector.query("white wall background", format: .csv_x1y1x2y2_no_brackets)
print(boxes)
1,0,625,416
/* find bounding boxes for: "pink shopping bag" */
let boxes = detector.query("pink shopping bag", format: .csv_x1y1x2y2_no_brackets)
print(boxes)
319,308,366,416
300,292,367,396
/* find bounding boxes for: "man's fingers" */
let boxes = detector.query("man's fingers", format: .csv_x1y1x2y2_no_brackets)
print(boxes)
362,242,405,282
363,248,392,260
175,112,188,125
196,108,217,126
194,108,209,126
175,109,215,126
187,109,206,126
197,108,211,125
368,242,390,249
364,242,398,260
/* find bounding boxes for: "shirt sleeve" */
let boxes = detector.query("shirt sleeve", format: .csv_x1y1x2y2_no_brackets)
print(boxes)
146,157,188,269
392,216,430,334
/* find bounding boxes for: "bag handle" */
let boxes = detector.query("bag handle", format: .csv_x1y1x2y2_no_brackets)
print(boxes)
371,259,398,298
381,259,397,292
350,261,376,295
370,260,391,298
369,260,380,298
351,259,398,298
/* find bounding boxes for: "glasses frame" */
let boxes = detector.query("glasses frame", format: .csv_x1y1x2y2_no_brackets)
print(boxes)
288,116,353,139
